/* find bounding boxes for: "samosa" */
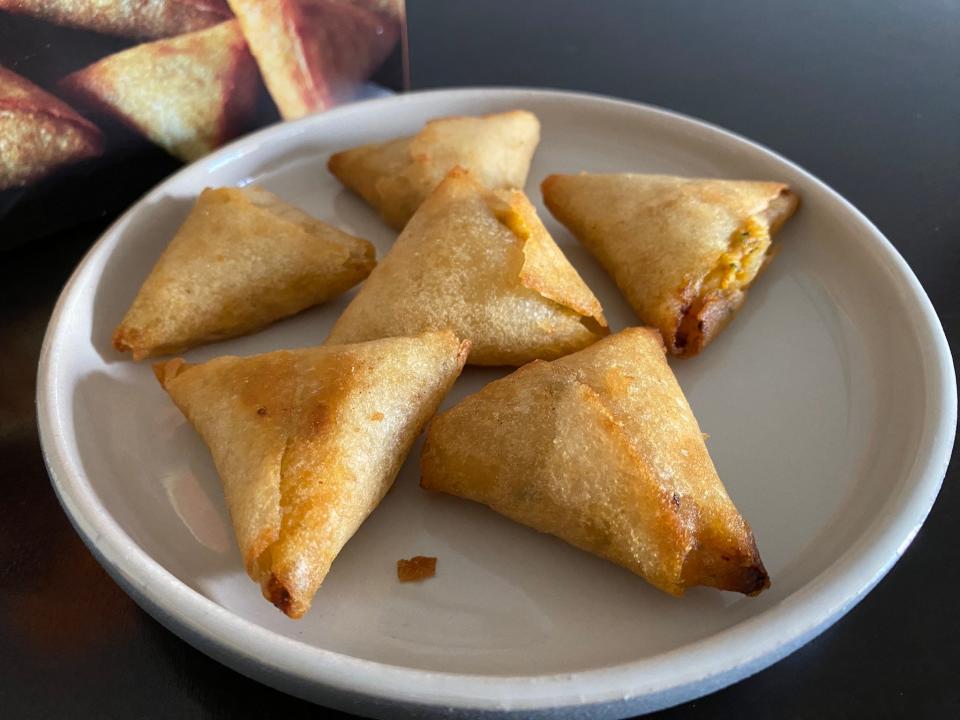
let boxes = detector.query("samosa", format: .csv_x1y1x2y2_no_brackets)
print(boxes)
421,327,769,597
59,20,258,162
156,330,469,618
328,110,540,229
326,167,607,365
542,173,799,356
0,66,103,190
0,0,231,39
227,0,400,121
114,186,375,359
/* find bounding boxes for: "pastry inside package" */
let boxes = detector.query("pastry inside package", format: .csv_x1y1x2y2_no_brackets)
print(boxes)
0,0,408,250
156,330,469,618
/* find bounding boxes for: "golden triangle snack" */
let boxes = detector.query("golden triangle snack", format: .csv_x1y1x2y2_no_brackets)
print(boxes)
228,0,400,121
156,330,469,618
113,186,375,360
542,173,799,356
0,66,103,190
421,327,769,596
59,20,258,162
326,167,607,365
328,110,541,229
0,0,231,39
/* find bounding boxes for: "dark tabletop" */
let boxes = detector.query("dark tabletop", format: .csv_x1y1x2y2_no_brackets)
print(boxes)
2,0,958,717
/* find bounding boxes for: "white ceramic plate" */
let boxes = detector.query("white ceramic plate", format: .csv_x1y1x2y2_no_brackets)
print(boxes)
37,89,956,718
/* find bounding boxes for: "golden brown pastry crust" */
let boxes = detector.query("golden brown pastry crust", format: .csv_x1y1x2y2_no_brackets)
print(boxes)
113,186,375,359
421,327,768,596
542,173,799,356
155,330,469,618
0,66,103,190
326,167,607,365
227,0,400,120
328,110,541,229
59,20,258,162
0,0,231,39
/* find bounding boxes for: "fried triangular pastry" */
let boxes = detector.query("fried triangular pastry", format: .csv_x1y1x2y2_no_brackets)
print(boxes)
227,0,400,121
422,327,769,596
59,20,258,162
0,66,103,190
0,0,231,39
326,167,607,365
114,186,375,359
328,110,540,229
542,173,799,356
156,330,469,618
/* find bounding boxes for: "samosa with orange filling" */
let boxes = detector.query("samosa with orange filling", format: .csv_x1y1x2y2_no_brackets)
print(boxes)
421,327,769,596
326,167,607,365
328,110,540,229
156,330,469,618
114,186,375,359
542,173,799,356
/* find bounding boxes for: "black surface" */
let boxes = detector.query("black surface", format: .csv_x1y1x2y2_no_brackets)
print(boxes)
2,0,958,717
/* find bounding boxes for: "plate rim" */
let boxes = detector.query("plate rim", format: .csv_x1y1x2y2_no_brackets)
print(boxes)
36,86,957,716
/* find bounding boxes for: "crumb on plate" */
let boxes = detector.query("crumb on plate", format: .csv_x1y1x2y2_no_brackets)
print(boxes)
397,555,437,582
